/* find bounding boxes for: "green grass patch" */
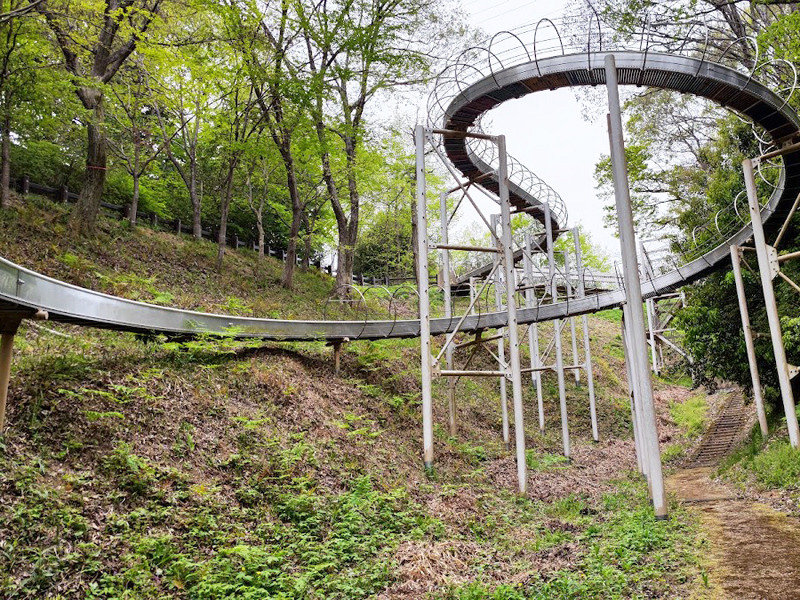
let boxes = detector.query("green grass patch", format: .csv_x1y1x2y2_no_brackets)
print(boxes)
526,449,569,472
670,394,708,439
443,479,699,598
662,442,688,463
594,309,623,323
719,429,800,491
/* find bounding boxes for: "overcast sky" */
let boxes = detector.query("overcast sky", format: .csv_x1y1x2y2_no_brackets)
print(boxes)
460,0,620,259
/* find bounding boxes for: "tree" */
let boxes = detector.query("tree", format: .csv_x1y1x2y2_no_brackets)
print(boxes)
245,158,274,262
0,1,30,206
107,61,164,225
209,77,260,272
224,0,309,289
37,0,166,234
295,0,461,296
554,224,611,272
353,133,417,278
148,41,212,239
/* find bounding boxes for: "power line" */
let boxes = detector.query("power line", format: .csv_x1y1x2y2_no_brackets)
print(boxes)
470,0,516,18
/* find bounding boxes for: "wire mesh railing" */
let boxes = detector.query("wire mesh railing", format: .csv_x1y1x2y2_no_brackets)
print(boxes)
428,7,797,276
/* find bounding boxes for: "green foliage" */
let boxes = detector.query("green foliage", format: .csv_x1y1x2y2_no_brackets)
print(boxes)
670,395,708,439
90,475,438,599
526,449,569,472
531,484,696,597
445,481,698,599
85,410,125,422
747,442,800,489
103,442,158,495
720,430,800,491
661,442,687,463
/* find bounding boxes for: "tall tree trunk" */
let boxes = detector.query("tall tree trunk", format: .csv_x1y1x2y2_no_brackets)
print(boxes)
257,220,265,261
72,92,107,234
217,163,236,272
246,174,265,262
335,229,355,289
216,207,228,272
282,157,302,289
334,141,360,292
0,104,10,209
129,142,141,226
130,174,140,226
302,232,311,271
190,169,201,239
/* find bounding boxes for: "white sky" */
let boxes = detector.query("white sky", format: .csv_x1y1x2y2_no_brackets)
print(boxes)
461,0,620,259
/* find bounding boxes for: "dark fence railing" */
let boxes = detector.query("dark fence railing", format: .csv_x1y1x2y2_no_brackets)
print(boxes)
14,176,428,287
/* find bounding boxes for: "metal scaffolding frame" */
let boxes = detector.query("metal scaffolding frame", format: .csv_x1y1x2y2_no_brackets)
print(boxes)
415,121,607,492
416,124,530,493
639,241,692,374
729,146,800,447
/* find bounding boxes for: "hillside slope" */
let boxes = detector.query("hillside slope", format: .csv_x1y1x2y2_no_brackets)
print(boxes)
0,203,705,598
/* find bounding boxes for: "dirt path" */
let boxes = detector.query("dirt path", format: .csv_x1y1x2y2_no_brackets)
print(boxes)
667,395,800,599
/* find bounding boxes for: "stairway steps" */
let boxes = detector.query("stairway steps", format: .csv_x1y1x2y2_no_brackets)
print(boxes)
682,395,747,468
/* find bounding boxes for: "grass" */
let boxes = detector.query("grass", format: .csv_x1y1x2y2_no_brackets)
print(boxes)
526,448,569,471
441,481,699,599
0,200,704,597
670,394,708,439
594,308,623,323
718,428,800,492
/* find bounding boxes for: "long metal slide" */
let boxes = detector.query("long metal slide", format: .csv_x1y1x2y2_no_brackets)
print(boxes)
1,51,798,342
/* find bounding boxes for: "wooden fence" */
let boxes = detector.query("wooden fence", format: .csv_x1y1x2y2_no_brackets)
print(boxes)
14,176,428,287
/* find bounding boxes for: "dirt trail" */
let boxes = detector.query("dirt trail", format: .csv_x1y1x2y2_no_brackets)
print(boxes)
667,396,800,599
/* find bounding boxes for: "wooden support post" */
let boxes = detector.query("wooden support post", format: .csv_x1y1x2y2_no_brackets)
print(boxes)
0,319,21,431
332,338,349,376
21,176,29,196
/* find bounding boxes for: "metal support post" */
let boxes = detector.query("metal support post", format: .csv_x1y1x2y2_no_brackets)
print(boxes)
415,125,435,470
440,192,457,437
606,54,667,519
497,136,528,493
0,320,20,430
730,245,769,437
622,311,646,476
492,214,511,449
743,158,800,447
545,203,570,458
469,277,477,315
524,232,545,432
563,250,581,385
639,241,660,375
574,228,599,441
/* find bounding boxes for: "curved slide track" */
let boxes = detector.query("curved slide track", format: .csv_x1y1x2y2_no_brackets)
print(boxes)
1,51,799,343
